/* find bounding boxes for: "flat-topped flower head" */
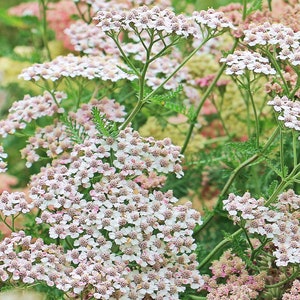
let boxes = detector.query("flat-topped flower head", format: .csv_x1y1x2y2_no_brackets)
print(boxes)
19,54,137,82
94,6,198,38
220,50,276,75
224,191,300,267
192,8,235,30
64,20,119,56
243,22,300,49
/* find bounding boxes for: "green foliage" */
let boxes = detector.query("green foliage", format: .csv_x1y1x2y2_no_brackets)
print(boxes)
91,107,119,138
246,0,263,15
149,85,197,121
61,115,87,144
231,234,260,271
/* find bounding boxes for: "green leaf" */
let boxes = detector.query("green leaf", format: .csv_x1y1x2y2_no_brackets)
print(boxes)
61,115,87,144
149,85,197,121
91,107,119,138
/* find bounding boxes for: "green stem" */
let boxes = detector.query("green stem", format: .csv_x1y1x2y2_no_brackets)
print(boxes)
242,0,248,21
246,75,259,147
265,162,300,206
198,228,243,269
265,269,300,288
189,296,207,300
109,32,140,76
280,128,285,178
293,131,298,168
195,126,280,233
120,33,215,130
181,38,239,154
263,49,289,95
39,0,52,60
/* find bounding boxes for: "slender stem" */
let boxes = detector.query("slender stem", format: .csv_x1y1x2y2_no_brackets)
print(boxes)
39,0,52,60
109,32,140,76
293,131,298,168
120,33,215,130
263,48,289,95
265,269,300,288
195,126,280,233
181,38,239,154
242,0,248,21
198,228,243,269
246,75,259,147
265,162,300,206
280,128,285,178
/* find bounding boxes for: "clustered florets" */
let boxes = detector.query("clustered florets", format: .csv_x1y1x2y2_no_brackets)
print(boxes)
220,50,276,75
0,146,8,173
0,91,66,138
282,280,300,300
201,249,265,299
223,190,300,266
0,126,204,299
268,96,300,135
64,20,119,56
192,8,236,30
20,98,125,167
94,6,200,38
243,22,300,66
19,54,137,82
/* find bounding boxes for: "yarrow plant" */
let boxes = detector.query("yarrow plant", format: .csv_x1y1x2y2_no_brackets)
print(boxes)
0,0,300,299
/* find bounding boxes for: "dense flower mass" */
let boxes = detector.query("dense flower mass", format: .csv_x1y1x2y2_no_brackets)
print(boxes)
0,91,66,138
201,249,265,299
223,190,300,266
20,98,126,167
19,54,137,82
192,8,235,30
220,50,276,75
19,125,202,298
94,5,200,38
268,96,300,134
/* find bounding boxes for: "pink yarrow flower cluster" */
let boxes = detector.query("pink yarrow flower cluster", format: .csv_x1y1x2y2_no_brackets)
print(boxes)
201,249,265,299
64,20,119,56
0,191,33,216
268,96,300,135
223,190,300,266
220,50,276,75
282,280,300,300
19,54,137,82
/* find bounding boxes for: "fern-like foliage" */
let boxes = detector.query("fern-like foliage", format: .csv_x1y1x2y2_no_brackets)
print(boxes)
91,107,119,138
231,234,260,272
62,115,87,144
149,85,197,120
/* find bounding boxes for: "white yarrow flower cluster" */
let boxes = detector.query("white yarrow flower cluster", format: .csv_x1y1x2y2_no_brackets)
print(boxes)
243,22,300,66
192,8,235,30
268,96,300,134
19,54,137,82
94,5,199,38
224,190,300,266
0,91,66,138
220,50,276,75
